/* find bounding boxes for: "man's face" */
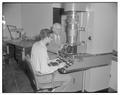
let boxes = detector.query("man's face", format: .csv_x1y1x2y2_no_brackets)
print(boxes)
52,25,62,35
50,33,54,39
46,36,52,46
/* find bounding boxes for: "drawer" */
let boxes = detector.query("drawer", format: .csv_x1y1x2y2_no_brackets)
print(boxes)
15,52,22,60
15,46,23,61
15,46,32,61
15,53,22,57
8,44,15,57
15,46,23,51
15,50,22,54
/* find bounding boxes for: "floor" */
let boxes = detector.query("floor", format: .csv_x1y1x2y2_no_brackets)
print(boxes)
2,58,33,93
2,57,117,93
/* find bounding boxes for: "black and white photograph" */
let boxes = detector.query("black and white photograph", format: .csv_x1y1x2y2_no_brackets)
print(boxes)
2,2,118,93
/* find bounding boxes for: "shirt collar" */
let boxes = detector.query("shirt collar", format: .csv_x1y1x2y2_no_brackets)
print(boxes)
39,41,47,50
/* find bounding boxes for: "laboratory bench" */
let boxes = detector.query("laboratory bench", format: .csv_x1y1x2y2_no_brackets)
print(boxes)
4,39,35,62
3,39,114,92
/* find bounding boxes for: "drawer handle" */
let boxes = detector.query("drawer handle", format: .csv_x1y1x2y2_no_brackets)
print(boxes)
73,78,75,84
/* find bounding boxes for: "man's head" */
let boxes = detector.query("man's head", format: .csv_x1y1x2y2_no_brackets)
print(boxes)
39,29,52,45
52,23,62,34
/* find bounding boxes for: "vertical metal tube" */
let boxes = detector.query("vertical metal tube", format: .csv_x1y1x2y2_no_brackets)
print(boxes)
62,3,89,54
66,11,78,46
64,3,79,54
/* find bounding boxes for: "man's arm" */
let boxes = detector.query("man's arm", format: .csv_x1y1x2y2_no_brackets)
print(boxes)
31,43,65,75
40,51,62,74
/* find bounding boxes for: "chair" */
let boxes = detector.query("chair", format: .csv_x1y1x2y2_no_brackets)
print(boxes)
2,41,9,64
7,25,20,40
24,55,62,92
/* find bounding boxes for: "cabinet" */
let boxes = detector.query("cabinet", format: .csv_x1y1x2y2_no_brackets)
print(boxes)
14,46,31,61
85,65,111,92
67,71,83,92
6,40,34,63
7,44,15,58
109,60,117,91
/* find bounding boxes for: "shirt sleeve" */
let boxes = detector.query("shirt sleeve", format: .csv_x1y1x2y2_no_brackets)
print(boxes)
31,43,60,74
31,45,41,72
39,50,59,74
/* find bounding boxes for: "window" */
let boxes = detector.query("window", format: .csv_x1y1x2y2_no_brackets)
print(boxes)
53,8,64,24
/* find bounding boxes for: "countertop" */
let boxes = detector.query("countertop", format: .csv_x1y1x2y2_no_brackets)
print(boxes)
5,39,35,48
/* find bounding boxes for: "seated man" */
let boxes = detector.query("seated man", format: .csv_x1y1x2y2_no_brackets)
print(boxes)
31,28,72,92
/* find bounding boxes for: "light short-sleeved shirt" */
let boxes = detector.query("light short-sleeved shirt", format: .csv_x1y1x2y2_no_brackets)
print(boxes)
31,41,59,74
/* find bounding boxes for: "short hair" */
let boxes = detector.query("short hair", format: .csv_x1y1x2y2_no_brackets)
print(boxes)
39,29,51,40
52,23,61,30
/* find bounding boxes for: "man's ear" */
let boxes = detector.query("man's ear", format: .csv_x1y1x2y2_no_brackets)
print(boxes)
25,54,31,62
45,37,49,41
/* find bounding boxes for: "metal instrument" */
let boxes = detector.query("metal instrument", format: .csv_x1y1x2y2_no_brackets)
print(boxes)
58,3,88,73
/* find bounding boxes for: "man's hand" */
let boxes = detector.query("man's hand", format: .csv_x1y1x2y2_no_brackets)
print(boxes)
60,44,64,50
49,58,59,62
58,62,66,68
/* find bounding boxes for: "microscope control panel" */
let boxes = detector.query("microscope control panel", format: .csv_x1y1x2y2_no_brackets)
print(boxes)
48,54,74,74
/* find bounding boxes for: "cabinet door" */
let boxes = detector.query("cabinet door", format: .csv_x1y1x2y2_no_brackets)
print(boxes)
15,46,23,61
109,61,117,91
85,65,111,92
8,44,15,58
66,71,83,92
15,47,32,61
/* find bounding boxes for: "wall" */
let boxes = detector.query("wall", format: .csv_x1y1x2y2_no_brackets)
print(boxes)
52,3,62,8
3,3,54,39
3,3,22,39
3,3,117,52
113,12,117,51
87,3,117,54
21,3,53,37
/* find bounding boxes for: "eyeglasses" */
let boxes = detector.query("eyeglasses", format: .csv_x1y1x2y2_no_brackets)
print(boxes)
48,36,53,41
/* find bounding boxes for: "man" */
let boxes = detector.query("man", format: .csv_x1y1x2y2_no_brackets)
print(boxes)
47,23,66,54
31,29,72,92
